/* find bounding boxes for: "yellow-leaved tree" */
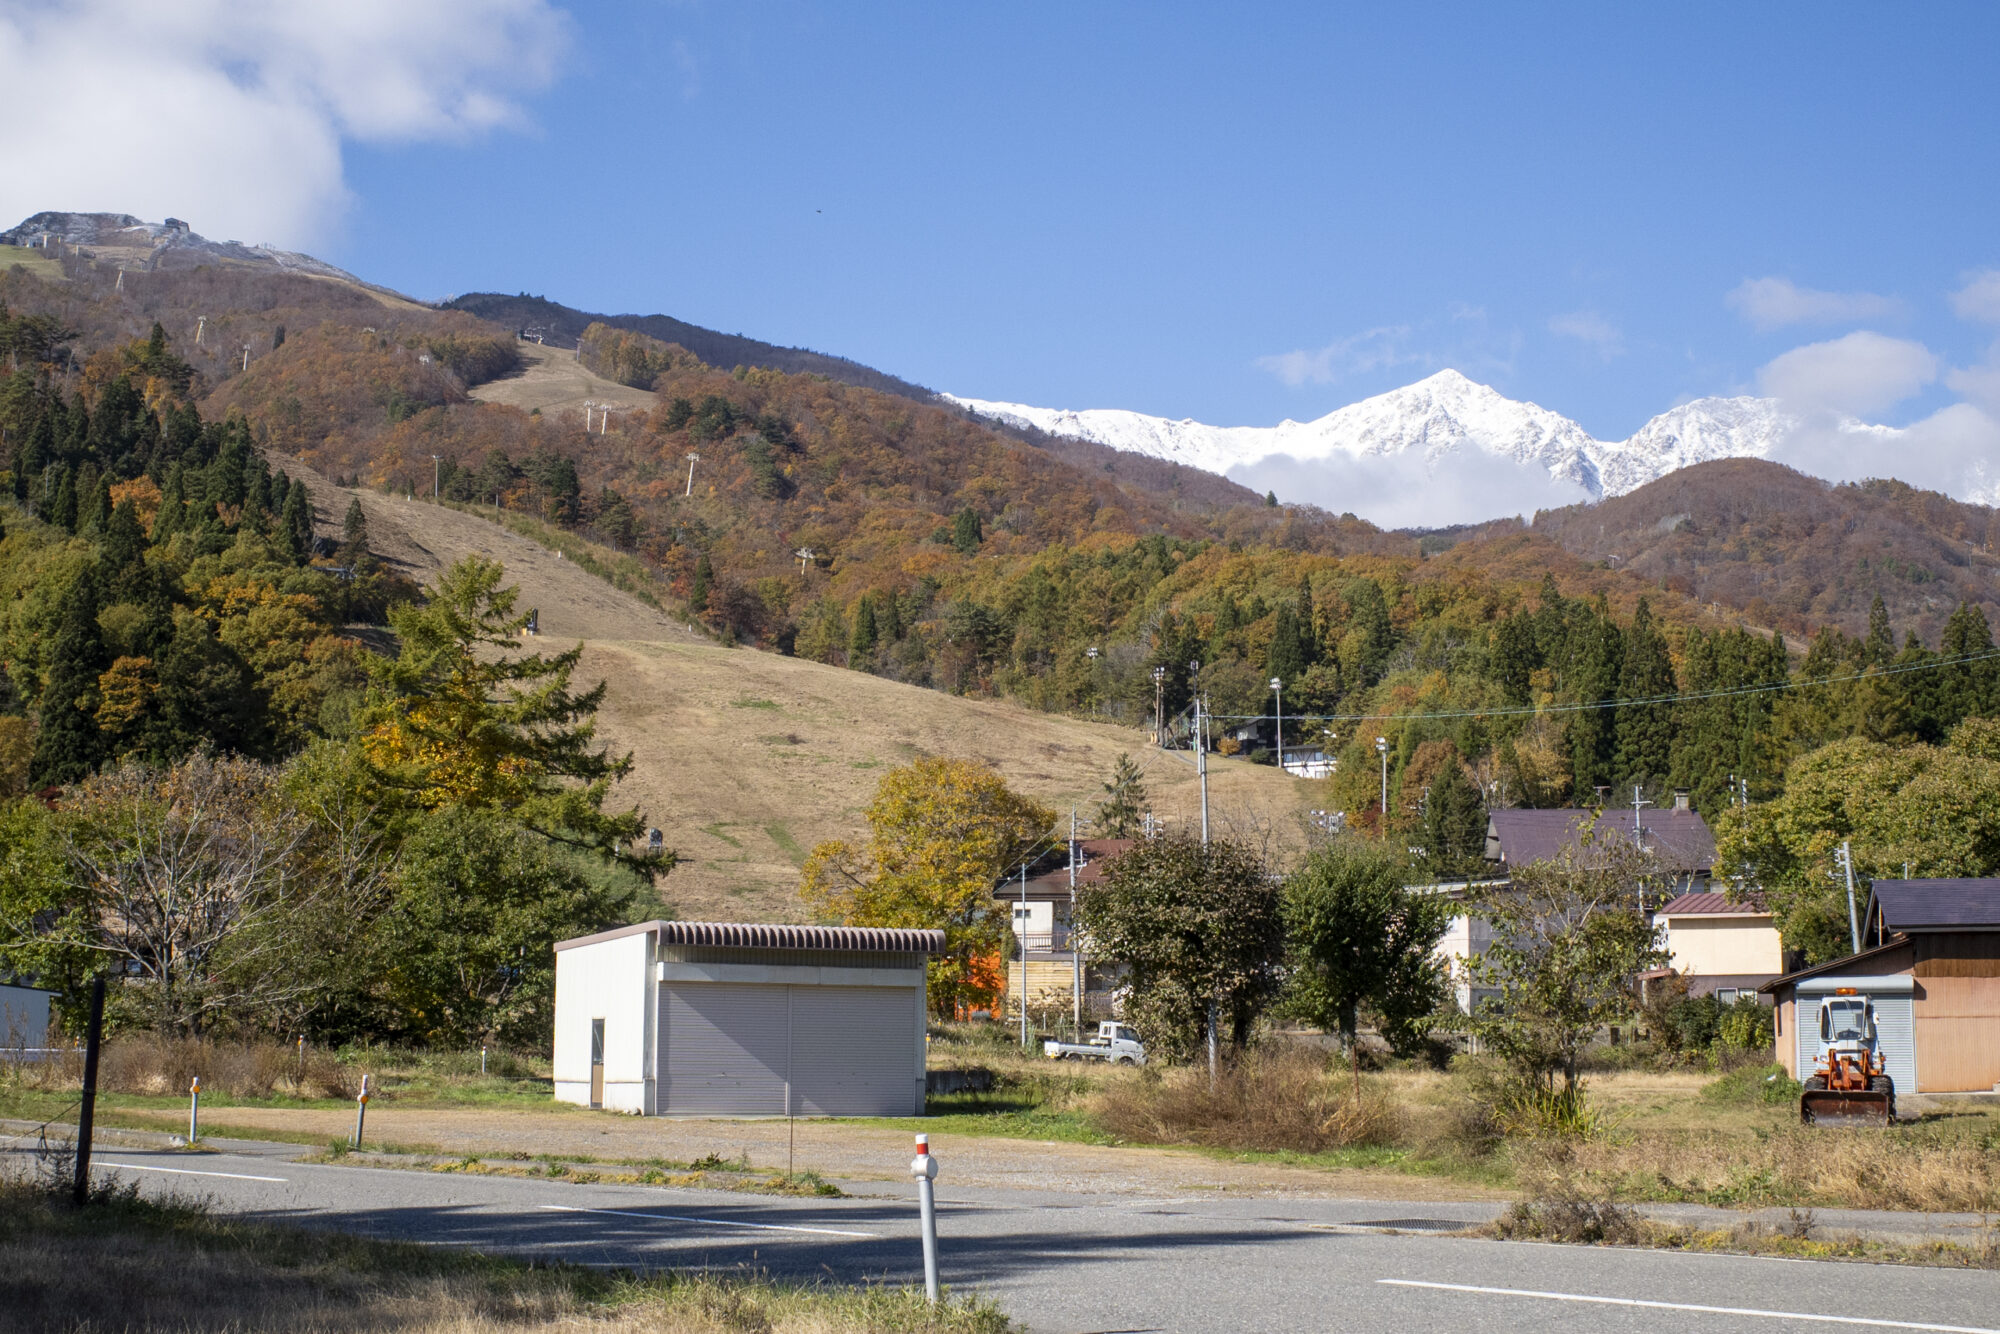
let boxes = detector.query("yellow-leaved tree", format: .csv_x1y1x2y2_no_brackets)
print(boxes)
801,757,1054,1017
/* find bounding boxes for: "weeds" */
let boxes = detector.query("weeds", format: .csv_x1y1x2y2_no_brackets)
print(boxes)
1090,1048,1400,1152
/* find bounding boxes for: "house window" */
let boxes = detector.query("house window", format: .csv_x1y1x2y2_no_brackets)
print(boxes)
1716,988,1738,1006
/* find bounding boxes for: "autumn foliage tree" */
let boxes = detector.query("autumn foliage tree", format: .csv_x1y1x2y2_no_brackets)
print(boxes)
800,758,1054,1018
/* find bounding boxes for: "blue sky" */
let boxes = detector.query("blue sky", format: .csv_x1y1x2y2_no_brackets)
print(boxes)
8,2,2000,441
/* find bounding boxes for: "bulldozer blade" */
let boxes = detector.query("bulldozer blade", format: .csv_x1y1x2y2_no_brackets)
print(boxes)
1800,1090,1892,1127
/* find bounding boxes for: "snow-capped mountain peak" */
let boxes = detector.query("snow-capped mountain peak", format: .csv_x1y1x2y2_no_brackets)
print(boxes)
944,374,1809,512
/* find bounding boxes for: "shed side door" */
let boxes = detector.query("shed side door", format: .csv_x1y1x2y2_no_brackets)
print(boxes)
659,982,789,1114
789,986,917,1116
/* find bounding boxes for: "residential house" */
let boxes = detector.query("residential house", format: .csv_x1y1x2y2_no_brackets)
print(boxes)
991,838,1133,1021
1655,891,1784,1001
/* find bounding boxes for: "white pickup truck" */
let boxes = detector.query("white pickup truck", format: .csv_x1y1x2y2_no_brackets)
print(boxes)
1043,1021,1147,1065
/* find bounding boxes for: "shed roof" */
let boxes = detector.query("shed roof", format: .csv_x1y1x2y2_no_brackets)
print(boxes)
1758,938,1914,995
555,920,944,954
1485,808,1715,873
1865,879,2000,933
1658,890,1768,917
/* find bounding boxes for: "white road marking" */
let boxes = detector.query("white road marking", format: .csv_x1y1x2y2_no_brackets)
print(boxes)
537,1203,879,1238
100,1161,288,1183
1379,1280,2000,1333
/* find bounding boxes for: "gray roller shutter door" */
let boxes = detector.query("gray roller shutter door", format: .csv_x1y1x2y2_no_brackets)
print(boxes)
660,982,789,1114
1794,992,1918,1097
658,981,916,1116
791,986,916,1116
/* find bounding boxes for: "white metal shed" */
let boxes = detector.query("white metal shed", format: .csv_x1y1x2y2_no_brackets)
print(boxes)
552,920,941,1116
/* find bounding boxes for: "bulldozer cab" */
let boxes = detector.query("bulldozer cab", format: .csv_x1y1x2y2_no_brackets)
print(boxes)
1802,991,1894,1126
1817,997,1874,1054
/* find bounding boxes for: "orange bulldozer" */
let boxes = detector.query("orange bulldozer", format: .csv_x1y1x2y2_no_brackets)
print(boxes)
1799,990,1894,1127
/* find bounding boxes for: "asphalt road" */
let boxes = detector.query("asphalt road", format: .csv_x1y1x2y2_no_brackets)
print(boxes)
61,1141,2000,1334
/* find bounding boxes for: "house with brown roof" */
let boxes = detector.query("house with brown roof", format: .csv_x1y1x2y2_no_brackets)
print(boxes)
990,838,1133,1021
1761,878,2000,1095
1655,891,1783,1001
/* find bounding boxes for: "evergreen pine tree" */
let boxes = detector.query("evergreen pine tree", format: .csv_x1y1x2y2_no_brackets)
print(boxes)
1267,604,1306,685
1940,601,1999,723
1093,752,1150,838
150,614,262,760
279,480,314,562
1345,578,1396,686
340,496,370,564
1566,606,1622,798
880,591,904,642
849,593,879,661
1420,759,1489,878
48,467,77,532
1892,630,1947,744
688,553,712,613
1862,595,1896,668
1613,597,1676,787
29,573,107,785
951,507,983,555
1294,579,1319,668
1489,608,1539,705
99,499,148,587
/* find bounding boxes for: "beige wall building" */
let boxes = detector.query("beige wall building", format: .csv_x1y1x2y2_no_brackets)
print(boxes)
1657,891,1785,1001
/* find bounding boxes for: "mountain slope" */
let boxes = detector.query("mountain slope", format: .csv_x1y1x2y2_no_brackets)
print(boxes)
284,461,1308,921
1462,458,2000,643
444,292,934,402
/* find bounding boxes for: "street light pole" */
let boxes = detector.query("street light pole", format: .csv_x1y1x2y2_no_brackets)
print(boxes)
1376,736,1389,824
1152,666,1165,747
1269,676,1283,776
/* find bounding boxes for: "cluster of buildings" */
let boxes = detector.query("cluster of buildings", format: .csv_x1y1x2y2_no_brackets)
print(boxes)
547,796,2000,1117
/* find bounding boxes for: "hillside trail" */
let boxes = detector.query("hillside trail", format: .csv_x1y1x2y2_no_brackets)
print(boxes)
285,464,1312,924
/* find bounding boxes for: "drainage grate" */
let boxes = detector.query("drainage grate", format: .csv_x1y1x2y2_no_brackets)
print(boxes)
1351,1218,1472,1232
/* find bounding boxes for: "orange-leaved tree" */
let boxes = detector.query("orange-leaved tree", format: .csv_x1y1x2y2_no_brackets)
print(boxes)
801,757,1054,1018
359,555,668,876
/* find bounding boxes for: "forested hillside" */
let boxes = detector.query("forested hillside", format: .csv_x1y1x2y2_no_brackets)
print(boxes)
5,251,1999,850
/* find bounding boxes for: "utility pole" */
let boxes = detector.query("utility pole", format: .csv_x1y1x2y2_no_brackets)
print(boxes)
195,315,205,346
1017,862,1030,1049
1152,666,1165,747
241,345,250,372
431,454,442,503
684,451,700,496
1839,840,1862,954
1191,660,1208,845
1376,736,1389,822
1270,676,1283,776
1631,784,1652,846
1064,808,1080,1040
795,547,815,576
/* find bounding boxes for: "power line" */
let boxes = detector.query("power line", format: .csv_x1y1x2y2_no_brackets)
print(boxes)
1206,645,2000,725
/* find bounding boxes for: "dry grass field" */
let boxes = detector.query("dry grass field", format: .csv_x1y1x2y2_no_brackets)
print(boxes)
467,338,656,418
293,470,1315,923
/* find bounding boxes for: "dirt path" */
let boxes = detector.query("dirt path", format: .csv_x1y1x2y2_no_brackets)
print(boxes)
119,1104,1504,1202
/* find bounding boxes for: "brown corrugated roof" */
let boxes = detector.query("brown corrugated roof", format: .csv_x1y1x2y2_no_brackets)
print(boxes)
1658,891,1768,916
991,839,1136,901
556,920,944,954
1866,879,2000,932
1486,808,1715,873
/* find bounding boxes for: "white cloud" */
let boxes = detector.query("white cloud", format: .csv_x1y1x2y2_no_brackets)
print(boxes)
1548,309,1623,359
1726,277,1903,331
1767,404,2000,508
1946,343,2000,416
1950,269,2000,324
1226,447,1592,530
1755,331,1937,417
0,0,568,250
1255,326,1422,387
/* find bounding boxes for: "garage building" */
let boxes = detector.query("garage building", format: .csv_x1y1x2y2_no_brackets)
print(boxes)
553,920,941,1116
1762,879,2000,1095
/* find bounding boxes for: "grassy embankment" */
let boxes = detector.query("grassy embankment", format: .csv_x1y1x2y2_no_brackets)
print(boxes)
0,1176,1010,1334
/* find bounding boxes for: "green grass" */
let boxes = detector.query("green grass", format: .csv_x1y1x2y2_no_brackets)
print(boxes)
0,245,66,282
731,697,781,710
764,821,806,864
699,821,746,848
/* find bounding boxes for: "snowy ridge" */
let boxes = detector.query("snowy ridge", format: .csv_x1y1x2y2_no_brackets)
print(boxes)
947,370,1803,501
